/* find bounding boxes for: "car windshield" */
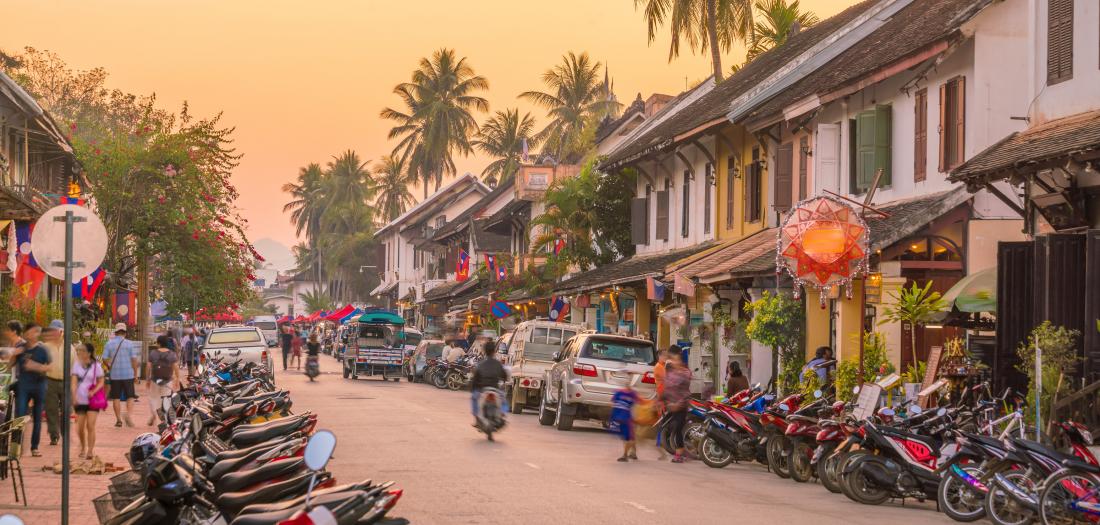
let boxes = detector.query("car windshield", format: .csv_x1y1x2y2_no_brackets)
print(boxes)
358,325,397,347
207,330,262,344
253,322,277,331
425,343,445,358
404,333,422,346
580,339,656,364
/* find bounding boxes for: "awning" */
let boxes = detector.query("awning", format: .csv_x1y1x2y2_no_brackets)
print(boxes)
949,110,1100,189
325,304,355,322
370,281,398,296
278,315,292,323
864,188,972,251
942,266,996,313
356,311,405,325
669,229,778,285
339,308,363,324
422,277,480,302
553,244,714,295
472,219,510,252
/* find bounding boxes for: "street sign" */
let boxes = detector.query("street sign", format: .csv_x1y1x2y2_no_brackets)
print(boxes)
491,301,510,319
31,204,107,281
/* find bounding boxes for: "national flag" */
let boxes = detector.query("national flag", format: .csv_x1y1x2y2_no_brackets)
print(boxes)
455,249,470,282
13,221,45,300
112,290,136,325
553,238,566,255
72,267,106,300
549,296,570,322
674,273,695,297
484,253,496,274
646,276,666,302
521,138,529,163
495,264,507,282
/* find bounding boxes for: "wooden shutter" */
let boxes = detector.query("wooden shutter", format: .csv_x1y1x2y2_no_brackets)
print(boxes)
681,170,691,238
703,163,712,234
855,110,877,192
938,82,947,173
775,142,794,212
954,77,965,168
914,88,927,182
1047,0,1074,84
816,124,840,193
798,136,808,199
656,190,669,240
874,104,892,187
725,155,737,228
630,197,648,245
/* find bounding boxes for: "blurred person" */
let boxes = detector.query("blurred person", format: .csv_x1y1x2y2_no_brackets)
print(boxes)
11,322,50,455
610,383,639,462
662,348,693,463
72,342,105,459
146,335,180,426
102,323,139,427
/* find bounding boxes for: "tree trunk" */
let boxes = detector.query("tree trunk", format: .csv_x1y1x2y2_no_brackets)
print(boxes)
911,324,920,370
771,345,779,393
707,0,724,82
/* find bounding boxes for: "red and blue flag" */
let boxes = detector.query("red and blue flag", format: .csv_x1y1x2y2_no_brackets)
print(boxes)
455,249,470,282
549,296,570,322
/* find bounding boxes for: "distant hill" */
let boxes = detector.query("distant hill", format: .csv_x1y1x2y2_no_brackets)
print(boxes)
252,237,296,272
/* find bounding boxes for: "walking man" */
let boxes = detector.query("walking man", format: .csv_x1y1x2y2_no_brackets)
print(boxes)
146,335,180,426
102,323,139,427
11,322,51,456
280,324,293,370
42,320,72,446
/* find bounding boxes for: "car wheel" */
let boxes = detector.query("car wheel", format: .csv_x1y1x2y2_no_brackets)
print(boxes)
554,387,574,431
537,387,555,426
509,386,524,415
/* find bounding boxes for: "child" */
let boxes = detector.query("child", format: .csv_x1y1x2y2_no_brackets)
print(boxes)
610,384,639,462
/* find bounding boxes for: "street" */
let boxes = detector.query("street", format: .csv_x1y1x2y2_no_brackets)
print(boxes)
287,356,954,525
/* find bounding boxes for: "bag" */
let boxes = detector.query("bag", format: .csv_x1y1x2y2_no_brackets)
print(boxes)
86,363,108,410
101,339,124,385
632,398,659,426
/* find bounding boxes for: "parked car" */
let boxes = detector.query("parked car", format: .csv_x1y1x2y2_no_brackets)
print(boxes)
251,315,280,347
538,333,657,431
202,325,275,380
504,320,580,414
405,339,445,382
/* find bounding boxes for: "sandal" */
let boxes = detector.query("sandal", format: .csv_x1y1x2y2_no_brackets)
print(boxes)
114,421,123,427
31,450,41,457
617,456,629,462
671,454,684,463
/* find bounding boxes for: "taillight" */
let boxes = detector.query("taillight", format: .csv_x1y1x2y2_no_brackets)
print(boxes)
521,378,530,387
641,372,656,384
573,363,598,377
261,350,269,361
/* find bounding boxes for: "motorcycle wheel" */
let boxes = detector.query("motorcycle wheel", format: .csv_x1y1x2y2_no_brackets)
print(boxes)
845,460,891,505
984,471,1036,525
446,372,463,391
817,450,845,494
660,426,676,455
431,370,448,389
837,450,869,501
767,435,792,479
1039,469,1100,525
683,421,706,459
789,442,814,483
700,437,734,469
937,465,986,522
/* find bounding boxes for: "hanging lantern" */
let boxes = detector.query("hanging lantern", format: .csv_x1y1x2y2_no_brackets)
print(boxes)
777,196,870,306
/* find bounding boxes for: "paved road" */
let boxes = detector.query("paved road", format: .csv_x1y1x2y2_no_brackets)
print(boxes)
281,356,955,525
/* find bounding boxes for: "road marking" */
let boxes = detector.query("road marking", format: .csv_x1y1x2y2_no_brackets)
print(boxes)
625,501,656,514
525,462,541,470
567,479,590,488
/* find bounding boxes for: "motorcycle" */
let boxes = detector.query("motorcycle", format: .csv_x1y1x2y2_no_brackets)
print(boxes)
475,387,507,441
305,355,321,381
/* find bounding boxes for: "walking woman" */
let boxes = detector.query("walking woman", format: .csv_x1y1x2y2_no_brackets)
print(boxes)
71,342,106,459
291,329,304,370
661,348,693,463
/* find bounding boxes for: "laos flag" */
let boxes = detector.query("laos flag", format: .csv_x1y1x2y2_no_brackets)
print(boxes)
548,296,569,322
455,249,470,282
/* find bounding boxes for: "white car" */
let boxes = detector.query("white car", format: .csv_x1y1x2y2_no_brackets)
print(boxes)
203,325,276,379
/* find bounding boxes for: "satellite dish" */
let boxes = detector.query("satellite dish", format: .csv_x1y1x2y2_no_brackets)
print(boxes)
30,204,107,281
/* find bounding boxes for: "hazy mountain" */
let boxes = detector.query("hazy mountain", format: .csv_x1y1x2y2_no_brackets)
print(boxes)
252,237,296,272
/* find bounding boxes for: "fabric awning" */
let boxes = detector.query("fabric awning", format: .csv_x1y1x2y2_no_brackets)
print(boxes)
942,266,997,313
356,311,405,325
325,304,355,322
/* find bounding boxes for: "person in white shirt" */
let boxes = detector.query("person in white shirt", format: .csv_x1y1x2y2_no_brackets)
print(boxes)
445,344,465,363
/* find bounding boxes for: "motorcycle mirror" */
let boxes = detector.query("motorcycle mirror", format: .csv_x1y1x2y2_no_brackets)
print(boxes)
813,389,823,399
192,412,203,436
778,403,790,412
552,351,562,362
208,376,218,385
0,514,25,525
909,405,923,415
937,408,948,417
304,430,337,471
879,407,895,417
852,385,861,395
196,364,205,375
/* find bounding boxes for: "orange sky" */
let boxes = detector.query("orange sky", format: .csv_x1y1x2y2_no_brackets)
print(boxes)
3,0,854,260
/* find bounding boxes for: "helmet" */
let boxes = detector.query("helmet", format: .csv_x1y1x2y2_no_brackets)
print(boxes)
129,433,160,471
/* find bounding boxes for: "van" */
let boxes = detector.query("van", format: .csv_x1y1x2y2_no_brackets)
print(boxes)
251,315,279,347
504,320,581,414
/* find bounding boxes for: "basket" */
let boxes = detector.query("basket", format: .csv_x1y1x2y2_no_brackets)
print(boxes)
109,470,141,491
108,482,142,510
93,493,119,524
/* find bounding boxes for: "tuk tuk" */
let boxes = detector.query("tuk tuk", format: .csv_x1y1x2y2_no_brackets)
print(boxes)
341,311,406,381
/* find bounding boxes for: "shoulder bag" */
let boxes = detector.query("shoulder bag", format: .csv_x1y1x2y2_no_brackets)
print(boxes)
85,363,108,410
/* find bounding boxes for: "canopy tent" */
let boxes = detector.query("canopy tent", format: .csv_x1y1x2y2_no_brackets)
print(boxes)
293,315,307,323
192,309,242,322
942,267,997,313
325,305,355,322
277,315,293,323
356,311,405,325
339,308,363,324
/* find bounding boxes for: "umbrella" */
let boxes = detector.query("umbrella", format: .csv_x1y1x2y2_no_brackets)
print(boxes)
942,267,997,313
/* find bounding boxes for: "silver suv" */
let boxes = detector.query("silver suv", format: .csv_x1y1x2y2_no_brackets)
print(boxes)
538,333,657,431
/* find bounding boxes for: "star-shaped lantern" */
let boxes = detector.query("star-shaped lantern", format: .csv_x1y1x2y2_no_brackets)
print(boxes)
777,196,870,306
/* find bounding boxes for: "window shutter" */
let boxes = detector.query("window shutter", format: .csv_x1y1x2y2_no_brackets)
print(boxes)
681,170,691,238
1047,0,1074,84
816,124,840,193
954,77,965,168
630,197,648,245
874,104,892,187
914,89,927,182
855,110,877,192
775,142,794,211
938,83,947,172
656,190,669,240
703,163,712,234
798,136,808,200
725,155,737,228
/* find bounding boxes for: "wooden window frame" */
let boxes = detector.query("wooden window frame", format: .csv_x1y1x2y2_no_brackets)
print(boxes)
1047,0,1074,85
938,77,966,172
703,163,712,235
798,136,808,200
914,88,928,182
681,170,691,238
725,154,738,228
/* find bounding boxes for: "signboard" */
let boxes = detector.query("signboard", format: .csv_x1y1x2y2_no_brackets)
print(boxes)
852,383,884,421
865,273,883,303
491,301,510,319
918,345,945,408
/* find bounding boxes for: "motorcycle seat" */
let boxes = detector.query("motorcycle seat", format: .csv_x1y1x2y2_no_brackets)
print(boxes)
231,418,310,448
1014,437,1078,463
223,380,258,393
788,414,818,424
216,457,304,494
230,489,370,525
218,471,318,515
209,439,301,481
879,426,941,453
216,401,255,419
221,391,285,406
216,432,301,462
233,413,310,434
236,481,381,516
1062,458,1100,474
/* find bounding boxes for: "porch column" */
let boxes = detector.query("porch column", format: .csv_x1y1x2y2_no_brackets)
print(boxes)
834,279,864,362
745,287,773,386
634,292,651,339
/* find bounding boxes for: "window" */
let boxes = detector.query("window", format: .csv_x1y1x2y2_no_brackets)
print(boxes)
798,136,808,200
655,179,670,241
207,329,263,344
630,192,648,245
939,78,966,172
435,216,446,229
850,104,892,193
580,338,656,365
681,170,691,237
725,155,738,228
745,148,762,222
1047,0,1074,84
703,163,712,234
914,88,928,182
775,142,794,212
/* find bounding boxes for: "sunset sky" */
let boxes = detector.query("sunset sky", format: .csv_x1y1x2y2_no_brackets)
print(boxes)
3,0,854,267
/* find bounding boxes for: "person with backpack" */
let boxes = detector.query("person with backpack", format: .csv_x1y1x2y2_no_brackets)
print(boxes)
146,335,180,426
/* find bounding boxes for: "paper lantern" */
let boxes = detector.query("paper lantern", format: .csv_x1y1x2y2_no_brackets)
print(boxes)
777,196,870,306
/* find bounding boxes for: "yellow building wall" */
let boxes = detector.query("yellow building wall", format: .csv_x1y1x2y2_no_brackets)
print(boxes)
715,124,768,242
805,297,831,360
634,292,651,339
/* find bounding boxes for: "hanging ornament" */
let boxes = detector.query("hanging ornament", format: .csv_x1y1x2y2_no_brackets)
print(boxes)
777,196,870,305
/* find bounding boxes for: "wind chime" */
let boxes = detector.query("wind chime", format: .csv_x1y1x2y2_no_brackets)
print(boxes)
776,196,871,307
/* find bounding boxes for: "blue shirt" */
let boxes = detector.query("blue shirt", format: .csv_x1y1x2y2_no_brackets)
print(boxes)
16,343,50,388
102,336,137,380
610,389,637,421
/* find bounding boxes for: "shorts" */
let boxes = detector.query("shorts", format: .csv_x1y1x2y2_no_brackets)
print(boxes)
610,416,634,441
109,379,135,400
74,404,98,414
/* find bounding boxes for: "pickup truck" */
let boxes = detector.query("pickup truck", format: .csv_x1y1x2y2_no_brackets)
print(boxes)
341,312,406,381
504,320,580,414
202,326,275,380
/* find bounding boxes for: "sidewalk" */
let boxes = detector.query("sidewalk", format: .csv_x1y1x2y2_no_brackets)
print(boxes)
0,391,157,524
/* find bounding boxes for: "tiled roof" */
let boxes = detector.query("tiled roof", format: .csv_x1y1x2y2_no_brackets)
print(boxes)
739,0,993,125
596,94,646,143
431,178,515,241
483,199,531,231
375,174,488,237
865,188,972,250
949,110,1100,188
601,0,878,168
672,229,779,282
553,244,715,295
422,277,480,302
472,220,511,252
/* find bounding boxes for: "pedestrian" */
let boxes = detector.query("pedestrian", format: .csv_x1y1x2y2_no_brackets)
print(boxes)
11,322,50,456
651,346,673,455
279,324,293,370
102,323,139,428
146,335,180,426
661,347,693,463
181,326,200,376
291,329,303,370
42,319,73,446
610,383,639,462
305,332,321,382
802,346,834,384
725,360,750,396
71,342,105,459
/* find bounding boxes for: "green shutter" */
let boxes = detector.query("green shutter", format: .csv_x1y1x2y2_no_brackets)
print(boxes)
856,110,876,192
874,104,892,187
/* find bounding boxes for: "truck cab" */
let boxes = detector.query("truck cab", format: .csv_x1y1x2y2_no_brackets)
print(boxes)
505,320,581,414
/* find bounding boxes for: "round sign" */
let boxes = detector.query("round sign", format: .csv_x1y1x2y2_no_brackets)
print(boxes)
30,204,108,281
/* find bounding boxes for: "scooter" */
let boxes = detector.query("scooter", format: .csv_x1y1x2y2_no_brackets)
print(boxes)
476,387,507,441
305,355,321,381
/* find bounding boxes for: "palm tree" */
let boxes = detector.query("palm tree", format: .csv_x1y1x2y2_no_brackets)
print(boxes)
520,52,621,162
321,150,376,214
744,0,818,62
528,163,601,269
381,48,489,199
473,109,538,187
300,287,336,313
633,0,756,82
282,163,325,240
374,155,417,222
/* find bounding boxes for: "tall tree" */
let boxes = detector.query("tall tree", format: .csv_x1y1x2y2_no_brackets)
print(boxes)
520,52,620,162
381,48,489,199
374,155,417,222
472,109,538,187
633,0,756,82
744,0,818,62
282,164,325,241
